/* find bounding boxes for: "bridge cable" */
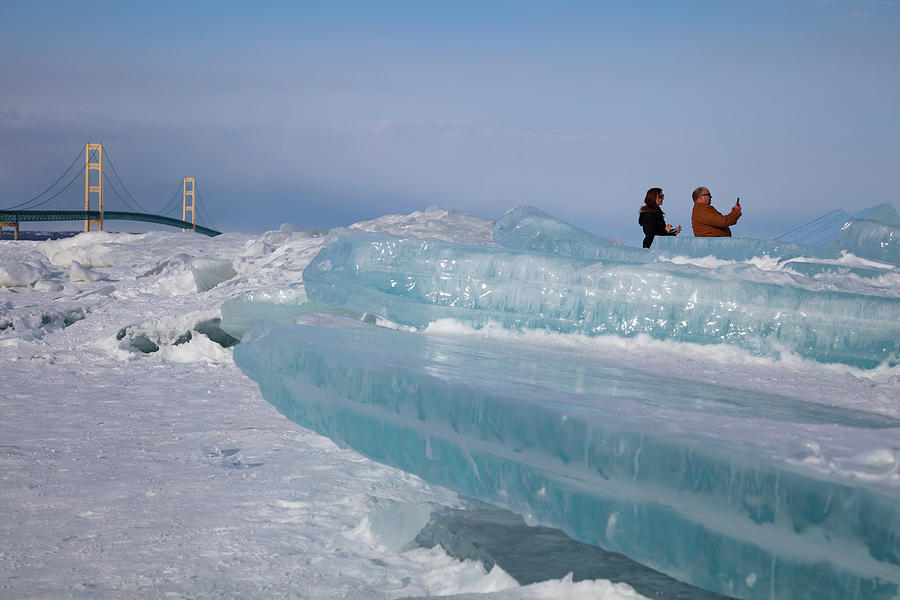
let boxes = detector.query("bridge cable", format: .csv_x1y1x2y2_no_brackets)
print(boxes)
196,190,219,231
196,191,209,227
155,182,185,218
102,148,154,214
4,146,86,210
11,164,87,210
102,172,144,213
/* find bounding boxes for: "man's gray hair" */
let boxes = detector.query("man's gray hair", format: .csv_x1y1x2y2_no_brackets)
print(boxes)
692,187,708,202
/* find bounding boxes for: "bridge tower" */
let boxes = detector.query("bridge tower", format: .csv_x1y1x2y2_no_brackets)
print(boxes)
182,177,196,232
83,142,103,231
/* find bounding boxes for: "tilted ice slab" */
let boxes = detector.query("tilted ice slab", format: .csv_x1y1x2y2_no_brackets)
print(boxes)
302,231,900,368
492,206,647,263
775,209,855,247
856,203,900,228
234,315,900,600
827,219,900,266
777,203,900,251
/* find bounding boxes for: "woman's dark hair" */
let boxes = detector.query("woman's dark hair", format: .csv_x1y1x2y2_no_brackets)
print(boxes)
641,187,664,214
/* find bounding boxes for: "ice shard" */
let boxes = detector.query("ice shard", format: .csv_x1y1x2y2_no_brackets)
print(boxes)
493,206,648,263
302,231,900,368
234,315,900,600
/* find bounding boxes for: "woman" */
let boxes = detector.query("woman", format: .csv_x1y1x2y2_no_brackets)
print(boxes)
638,187,681,248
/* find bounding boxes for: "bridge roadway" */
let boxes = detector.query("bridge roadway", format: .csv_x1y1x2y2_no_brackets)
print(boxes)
0,210,221,237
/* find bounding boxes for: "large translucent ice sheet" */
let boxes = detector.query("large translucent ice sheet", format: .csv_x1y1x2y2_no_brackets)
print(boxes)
234,316,900,600
302,233,900,368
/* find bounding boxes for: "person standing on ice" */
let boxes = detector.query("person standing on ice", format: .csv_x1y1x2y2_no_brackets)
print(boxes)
691,187,742,237
638,187,681,248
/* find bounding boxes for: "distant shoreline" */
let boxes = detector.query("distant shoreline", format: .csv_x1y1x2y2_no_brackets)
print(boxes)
1,231,134,241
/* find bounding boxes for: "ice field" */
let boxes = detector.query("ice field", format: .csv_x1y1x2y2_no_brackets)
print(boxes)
3,204,900,599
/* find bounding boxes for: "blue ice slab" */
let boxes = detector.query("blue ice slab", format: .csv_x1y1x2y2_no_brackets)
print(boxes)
495,206,838,262
776,203,900,251
775,209,854,246
493,206,647,263
302,233,900,367
827,219,900,266
234,316,900,600
856,203,900,228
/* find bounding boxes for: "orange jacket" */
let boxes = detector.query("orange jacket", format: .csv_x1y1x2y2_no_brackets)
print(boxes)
691,202,741,237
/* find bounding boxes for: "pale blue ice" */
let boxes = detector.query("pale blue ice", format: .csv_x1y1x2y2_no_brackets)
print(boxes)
774,202,900,265
496,204,900,267
299,229,900,369
234,315,900,600
230,205,900,599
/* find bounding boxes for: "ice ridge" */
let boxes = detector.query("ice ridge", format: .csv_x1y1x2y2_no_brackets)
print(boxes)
302,231,900,368
233,316,900,600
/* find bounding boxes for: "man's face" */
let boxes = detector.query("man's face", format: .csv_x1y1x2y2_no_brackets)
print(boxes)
697,189,712,205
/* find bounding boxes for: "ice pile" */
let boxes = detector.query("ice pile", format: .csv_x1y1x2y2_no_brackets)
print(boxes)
232,204,900,599
0,243,58,288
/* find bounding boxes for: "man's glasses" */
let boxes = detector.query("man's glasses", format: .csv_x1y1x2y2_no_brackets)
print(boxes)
700,193,711,198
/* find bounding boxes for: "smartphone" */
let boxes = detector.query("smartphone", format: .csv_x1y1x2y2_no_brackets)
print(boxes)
737,197,741,206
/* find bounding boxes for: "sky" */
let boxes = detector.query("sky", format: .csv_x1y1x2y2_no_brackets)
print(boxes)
1,0,898,245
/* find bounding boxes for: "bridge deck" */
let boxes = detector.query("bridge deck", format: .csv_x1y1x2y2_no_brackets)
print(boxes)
0,210,220,237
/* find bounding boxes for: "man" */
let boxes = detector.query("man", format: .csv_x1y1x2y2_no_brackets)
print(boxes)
691,187,742,237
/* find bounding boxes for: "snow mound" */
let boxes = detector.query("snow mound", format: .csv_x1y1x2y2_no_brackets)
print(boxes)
350,205,496,246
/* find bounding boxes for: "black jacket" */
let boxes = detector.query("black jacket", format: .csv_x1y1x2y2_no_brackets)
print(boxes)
638,209,676,249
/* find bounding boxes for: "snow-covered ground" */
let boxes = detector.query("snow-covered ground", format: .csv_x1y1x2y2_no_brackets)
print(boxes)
1,209,655,600
4,206,900,599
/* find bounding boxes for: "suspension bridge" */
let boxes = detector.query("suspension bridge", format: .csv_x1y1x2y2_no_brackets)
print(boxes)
1,143,221,239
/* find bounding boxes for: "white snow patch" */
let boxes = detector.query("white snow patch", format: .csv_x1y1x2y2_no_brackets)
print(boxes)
69,260,102,282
